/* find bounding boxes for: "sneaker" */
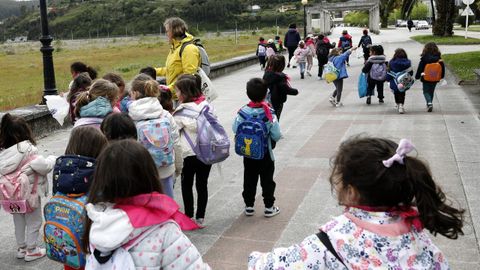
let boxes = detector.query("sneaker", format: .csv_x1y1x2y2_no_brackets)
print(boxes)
335,102,343,107
379,98,384,104
245,206,255,216
307,71,312,77
264,206,280,217
398,104,405,114
329,96,336,106
347,63,350,67
318,77,323,81
196,218,205,227
301,73,304,79
16,247,27,259
24,247,46,262
292,65,297,68
366,96,371,105
427,104,433,112
287,64,290,68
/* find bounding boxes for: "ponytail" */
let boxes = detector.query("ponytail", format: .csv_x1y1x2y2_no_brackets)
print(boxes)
144,80,160,97
130,74,159,99
74,91,92,118
405,157,464,239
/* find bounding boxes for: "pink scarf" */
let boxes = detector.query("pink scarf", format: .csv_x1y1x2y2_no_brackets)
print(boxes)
192,95,206,105
248,101,273,122
351,205,423,232
115,192,200,231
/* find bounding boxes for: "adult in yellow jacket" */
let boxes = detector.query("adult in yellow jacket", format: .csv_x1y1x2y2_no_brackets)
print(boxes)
156,17,200,100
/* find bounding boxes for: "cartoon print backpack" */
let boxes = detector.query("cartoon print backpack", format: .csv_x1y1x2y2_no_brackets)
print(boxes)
52,155,96,195
370,62,387,81
388,67,415,92
257,44,267,57
234,109,269,160
44,193,88,269
136,116,175,168
340,37,351,50
423,60,443,82
322,59,339,83
176,105,230,165
180,38,210,76
0,155,40,214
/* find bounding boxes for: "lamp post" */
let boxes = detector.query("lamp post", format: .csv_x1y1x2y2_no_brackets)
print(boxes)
39,0,57,102
301,0,308,39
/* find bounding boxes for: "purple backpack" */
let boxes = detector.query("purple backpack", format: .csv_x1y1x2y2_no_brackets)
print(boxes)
176,105,230,165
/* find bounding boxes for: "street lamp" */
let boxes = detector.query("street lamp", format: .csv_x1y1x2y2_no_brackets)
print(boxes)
39,0,57,103
301,0,308,39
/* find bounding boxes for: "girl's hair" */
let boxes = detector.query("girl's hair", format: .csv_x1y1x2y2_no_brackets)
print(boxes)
70,62,97,80
0,113,35,149
139,67,157,80
82,140,163,252
102,73,125,91
363,29,369,35
175,74,202,103
159,89,174,112
100,113,138,141
68,72,92,102
74,79,119,117
328,48,342,58
421,42,441,57
342,30,348,35
392,48,408,60
329,136,464,239
164,17,188,39
131,73,159,98
65,126,108,158
266,54,286,73
259,37,265,42
370,45,384,55
298,40,305,48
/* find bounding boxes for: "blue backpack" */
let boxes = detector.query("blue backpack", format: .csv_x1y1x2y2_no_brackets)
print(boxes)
234,109,269,160
52,155,96,195
136,117,174,167
340,37,351,50
44,193,88,269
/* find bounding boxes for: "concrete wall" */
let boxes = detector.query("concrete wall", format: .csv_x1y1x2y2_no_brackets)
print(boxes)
0,53,259,138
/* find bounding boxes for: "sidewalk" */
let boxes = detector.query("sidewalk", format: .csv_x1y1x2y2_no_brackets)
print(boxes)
1,27,479,269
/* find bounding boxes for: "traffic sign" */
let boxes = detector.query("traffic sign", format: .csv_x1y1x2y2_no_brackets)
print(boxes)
463,0,474,5
461,6,474,16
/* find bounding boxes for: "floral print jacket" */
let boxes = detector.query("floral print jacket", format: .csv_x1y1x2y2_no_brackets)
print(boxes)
248,207,449,270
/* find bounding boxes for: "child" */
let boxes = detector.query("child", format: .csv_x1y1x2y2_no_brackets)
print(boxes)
128,74,180,199
73,79,119,128
328,47,358,107
415,42,445,112
248,136,464,269
387,48,413,114
67,72,92,124
274,35,284,52
294,40,310,79
82,140,209,269
362,45,387,105
102,72,125,113
173,74,214,226
266,39,277,60
232,78,282,218
139,66,157,81
263,54,299,120
338,30,353,66
305,34,316,76
315,34,335,80
358,29,373,63
68,62,97,91
100,113,138,141
256,37,267,70
48,126,107,270
0,114,55,262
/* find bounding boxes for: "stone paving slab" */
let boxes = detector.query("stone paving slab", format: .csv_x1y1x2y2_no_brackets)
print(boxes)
1,26,479,269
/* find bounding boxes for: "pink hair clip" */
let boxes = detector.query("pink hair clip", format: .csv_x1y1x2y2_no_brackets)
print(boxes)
382,139,415,168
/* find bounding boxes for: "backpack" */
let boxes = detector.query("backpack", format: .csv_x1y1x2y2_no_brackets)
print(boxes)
176,105,230,165
388,67,414,92
85,224,161,270
322,59,339,83
136,117,175,168
44,193,88,269
52,155,96,195
316,43,329,56
180,38,210,76
340,37,351,50
423,61,443,82
369,62,387,81
257,44,267,56
362,36,372,48
0,155,39,214
234,109,269,160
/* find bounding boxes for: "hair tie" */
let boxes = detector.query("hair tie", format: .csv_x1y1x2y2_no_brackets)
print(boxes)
382,139,415,168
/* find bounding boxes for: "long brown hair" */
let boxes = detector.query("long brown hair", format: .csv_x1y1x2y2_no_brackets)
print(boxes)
0,113,36,149
421,42,441,57
130,74,159,99
266,54,286,72
74,79,119,118
392,48,408,60
68,72,92,102
65,126,108,158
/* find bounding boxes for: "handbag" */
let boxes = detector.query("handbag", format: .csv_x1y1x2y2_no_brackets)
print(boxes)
358,73,368,98
197,68,218,103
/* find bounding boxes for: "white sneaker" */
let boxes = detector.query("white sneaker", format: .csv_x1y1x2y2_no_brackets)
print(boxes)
329,96,336,106
335,102,343,107
196,218,205,227
318,77,323,81
398,104,405,114
24,247,46,262
264,206,280,217
16,247,27,259
245,206,255,216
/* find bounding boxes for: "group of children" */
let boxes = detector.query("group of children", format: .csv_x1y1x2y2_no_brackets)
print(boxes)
256,36,285,70
0,36,462,269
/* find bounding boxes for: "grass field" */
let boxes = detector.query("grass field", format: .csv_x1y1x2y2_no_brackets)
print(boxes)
411,35,480,45
443,50,480,81
0,35,258,110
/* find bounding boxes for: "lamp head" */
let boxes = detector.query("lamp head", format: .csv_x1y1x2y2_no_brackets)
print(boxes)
301,0,308,5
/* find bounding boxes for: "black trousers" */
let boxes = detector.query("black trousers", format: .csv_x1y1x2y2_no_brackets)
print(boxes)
271,102,283,121
287,46,296,65
258,56,266,68
181,156,212,219
318,58,325,77
394,91,406,104
243,151,276,208
367,79,384,99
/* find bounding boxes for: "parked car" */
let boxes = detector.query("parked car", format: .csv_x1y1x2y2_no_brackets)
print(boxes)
415,20,429,30
396,20,407,27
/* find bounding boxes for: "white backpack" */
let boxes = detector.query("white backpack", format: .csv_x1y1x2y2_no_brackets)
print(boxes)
85,225,160,270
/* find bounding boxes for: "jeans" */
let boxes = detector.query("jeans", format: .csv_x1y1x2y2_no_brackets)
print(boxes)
243,151,276,208
181,156,212,219
332,79,344,102
394,91,406,104
298,62,306,75
13,206,42,249
161,174,175,199
367,80,384,99
423,82,437,105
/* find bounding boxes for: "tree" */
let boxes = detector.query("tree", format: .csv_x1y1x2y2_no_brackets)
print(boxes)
379,0,398,28
402,0,455,36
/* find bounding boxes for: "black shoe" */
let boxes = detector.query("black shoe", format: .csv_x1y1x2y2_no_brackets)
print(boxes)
366,96,371,105
427,104,433,112
287,64,290,68
379,99,384,103
301,73,304,79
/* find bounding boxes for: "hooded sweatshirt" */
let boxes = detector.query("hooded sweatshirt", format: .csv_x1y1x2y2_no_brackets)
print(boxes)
415,54,445,83
387,58,413,92
362,55,388,82
263,71,299,107
294,46,311,63
74,96,113,129
284,28,301,47
129,97,181,179
86,192,209,270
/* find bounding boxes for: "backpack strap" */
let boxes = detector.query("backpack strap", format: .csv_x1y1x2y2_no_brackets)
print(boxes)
179,39,200,58
316,231,347,268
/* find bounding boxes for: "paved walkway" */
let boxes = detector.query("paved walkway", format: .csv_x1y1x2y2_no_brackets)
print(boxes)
1,27,479,269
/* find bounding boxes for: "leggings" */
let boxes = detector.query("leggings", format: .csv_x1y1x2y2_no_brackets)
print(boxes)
181,156,212,219
332,79,344,102
287,46,296,65
13,206,42,249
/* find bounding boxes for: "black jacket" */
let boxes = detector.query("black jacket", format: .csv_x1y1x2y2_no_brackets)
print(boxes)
415,54,445,82
284,28,301,48
316,40,335,65
263,71,299,106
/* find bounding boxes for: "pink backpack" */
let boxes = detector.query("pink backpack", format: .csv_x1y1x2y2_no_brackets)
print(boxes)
0,155,40,214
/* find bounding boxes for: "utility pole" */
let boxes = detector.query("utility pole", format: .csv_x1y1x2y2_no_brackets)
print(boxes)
39,0,57,102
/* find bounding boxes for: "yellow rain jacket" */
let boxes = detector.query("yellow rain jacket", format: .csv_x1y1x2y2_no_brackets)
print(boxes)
156,33,200,99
